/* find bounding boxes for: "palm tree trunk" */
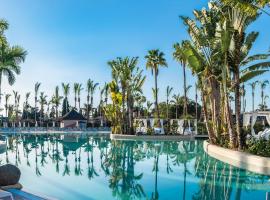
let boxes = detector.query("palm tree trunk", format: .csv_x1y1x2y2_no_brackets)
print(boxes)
91,95,93,117
122,88,126,134
65,96,68,114
74,95,77,109
252,91,255,112
87,95,90,121
127,93,134,135
154,68,159,118
56,106,58,119
0,73,2,107
35,96,37,123
235,71,242,149
78,97,81,111
183,63,187,117
166,98,169,119
202,91,216,144
195,84,198,120
261,89,264,109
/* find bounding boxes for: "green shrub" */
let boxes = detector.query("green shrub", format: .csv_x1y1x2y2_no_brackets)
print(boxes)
170,121,178,135
197,122,207,135
147,127,154,135
246,138,270,157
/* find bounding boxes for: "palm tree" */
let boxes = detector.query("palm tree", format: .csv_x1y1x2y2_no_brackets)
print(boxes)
0,36,27,107
249,81,259,112
166,86,173,119
86,79,99,120
145,49,167,118
4,94,11,117
146,101,153,117
195,83,198,120
24,92,30,125
77,84,83,112
16,94,20,120
34,82,41,124
260,80,269,110
13,91,18,119
240,84,246,113
171,94,181,119
264,95,269,111
51,86,63,118
62,83,70,113
73,83,79,109
39,92,47,121
102,83,109,106
173,42,188,118
90,82,99,116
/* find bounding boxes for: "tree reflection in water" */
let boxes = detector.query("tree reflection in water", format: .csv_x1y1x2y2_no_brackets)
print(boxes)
1,135,270,200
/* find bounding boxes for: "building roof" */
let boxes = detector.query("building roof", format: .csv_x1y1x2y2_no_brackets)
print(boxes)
61,109,87,121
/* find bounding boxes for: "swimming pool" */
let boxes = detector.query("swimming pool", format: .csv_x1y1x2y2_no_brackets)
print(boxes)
0,134,269,200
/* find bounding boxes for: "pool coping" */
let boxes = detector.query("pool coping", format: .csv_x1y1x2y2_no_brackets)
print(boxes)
1,131,111,136
203,140,270,176
110,134,208,141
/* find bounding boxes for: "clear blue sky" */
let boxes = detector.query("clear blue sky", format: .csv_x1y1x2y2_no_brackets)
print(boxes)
1,0,270,111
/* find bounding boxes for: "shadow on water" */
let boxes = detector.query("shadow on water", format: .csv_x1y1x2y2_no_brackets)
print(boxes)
0,135,269,200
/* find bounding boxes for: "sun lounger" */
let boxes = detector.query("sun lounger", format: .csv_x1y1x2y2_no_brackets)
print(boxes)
0,189,14,200
7,188,56,200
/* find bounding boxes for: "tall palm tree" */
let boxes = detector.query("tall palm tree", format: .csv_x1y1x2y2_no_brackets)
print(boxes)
16,94,20,120
171,94,181,119
145,49,167,118
260,80,269,110
86,79,99,119
86,79,92,120
146,101,153,117
173,42,188,118
62,83,70,113
249,81,259,112
90,82,99,116
240,84,246,113
166,86,173,119
73,83,79,109
34,82,41,124
102,83,109,106
195,83,198,120
77,84,83,112
4,94,11,117
24,92,30,124
51,86,63,118
13,91,18,119
39,92,47,120
24,92,30,109
264,95,269,111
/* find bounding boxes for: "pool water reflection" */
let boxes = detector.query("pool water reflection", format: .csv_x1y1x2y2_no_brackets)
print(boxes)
0,134,269,200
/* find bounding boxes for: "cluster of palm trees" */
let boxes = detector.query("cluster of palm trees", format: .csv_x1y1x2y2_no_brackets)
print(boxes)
241,80,270,113
175,0,270,150
106,57,146,134
4,79,104,124
105,43,196,134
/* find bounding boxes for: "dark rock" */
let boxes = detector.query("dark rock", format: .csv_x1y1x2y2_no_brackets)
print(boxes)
0,164,21,186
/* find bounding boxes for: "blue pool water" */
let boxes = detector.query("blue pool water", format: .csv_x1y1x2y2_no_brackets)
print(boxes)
0,134,269,200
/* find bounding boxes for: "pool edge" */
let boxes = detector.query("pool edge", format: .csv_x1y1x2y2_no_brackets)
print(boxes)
203,140,270,176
